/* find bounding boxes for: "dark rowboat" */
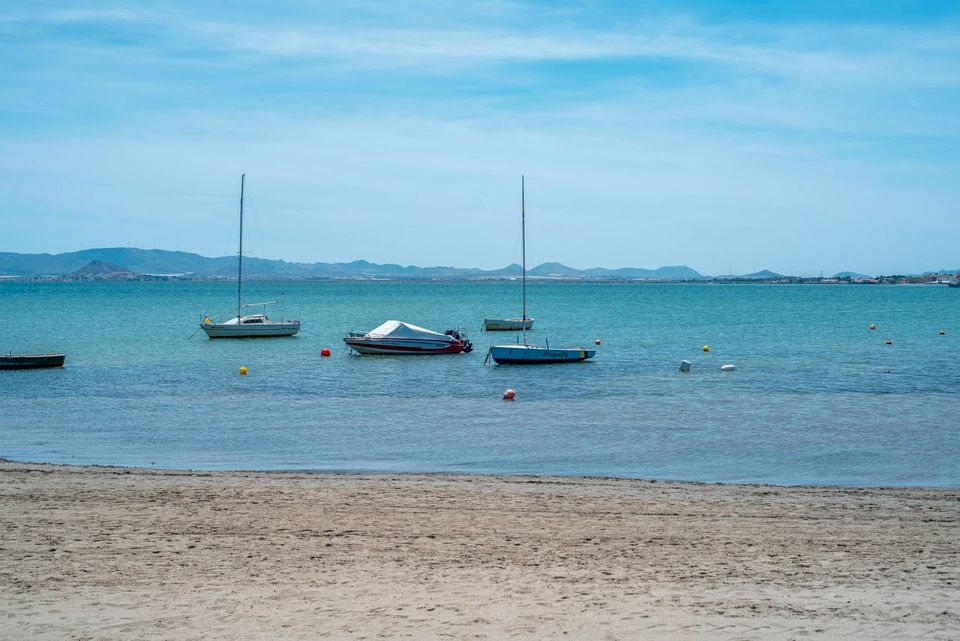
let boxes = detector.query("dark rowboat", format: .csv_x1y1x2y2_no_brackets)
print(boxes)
0,353,66,370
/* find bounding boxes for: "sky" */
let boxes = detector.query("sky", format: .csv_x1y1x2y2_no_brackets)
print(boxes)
1,1,958,276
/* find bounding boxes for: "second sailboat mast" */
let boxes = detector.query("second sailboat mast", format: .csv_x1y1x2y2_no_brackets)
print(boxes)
521,174,526,324
237,173,245,321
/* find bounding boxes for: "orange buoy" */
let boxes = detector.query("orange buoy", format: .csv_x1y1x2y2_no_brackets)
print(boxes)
503,389,516,400
885,339,892,345
869,324,876,330
594,338,601,346
320,347,331,357
239,366,248,376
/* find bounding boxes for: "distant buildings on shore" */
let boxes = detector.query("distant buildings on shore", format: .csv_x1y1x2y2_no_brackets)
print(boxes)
7,270,958,286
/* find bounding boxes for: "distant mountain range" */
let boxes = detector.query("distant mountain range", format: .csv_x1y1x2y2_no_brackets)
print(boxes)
1,248,955,281
0,248,706,280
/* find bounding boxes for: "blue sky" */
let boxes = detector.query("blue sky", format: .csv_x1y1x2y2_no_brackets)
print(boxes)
2,1,958,275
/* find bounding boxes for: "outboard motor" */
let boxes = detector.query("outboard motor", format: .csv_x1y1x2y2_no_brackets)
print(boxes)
445,329,473,353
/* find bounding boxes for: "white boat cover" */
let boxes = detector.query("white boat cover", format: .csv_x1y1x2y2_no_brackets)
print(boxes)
365,320,449,340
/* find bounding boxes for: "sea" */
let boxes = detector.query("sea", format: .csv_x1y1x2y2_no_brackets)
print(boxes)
1,280,958,487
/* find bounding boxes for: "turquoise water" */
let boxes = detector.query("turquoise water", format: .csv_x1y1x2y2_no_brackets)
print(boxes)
1,280,958,486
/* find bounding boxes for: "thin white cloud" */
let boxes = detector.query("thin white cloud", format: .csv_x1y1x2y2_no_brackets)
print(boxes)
0,7,141,24
194,23,641,63
185,18,960,89
6,5,958,90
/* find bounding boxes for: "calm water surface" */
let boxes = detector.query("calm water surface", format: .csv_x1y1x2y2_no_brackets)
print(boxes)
1,281,958,486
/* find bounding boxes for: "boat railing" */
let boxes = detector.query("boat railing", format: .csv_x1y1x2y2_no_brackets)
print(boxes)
240,300,280,308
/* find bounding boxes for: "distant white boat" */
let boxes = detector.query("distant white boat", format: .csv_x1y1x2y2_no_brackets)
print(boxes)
486,177,594,365
200,174,300,339
483,177,533,331
482,317,533,331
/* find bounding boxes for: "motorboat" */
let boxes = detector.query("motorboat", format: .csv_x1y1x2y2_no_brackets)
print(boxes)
344,320,472,355
200,174,300,338
0,353,66,370
483,176,534,331
486,340,595,364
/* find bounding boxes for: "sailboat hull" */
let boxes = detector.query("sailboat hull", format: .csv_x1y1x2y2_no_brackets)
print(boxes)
487,345,595,364
483,317,534,331
202,321,300,338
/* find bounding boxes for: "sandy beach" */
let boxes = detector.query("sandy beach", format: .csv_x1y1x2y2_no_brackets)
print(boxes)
0,460,957,640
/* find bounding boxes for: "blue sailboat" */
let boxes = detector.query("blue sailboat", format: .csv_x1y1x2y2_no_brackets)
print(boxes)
486,176,595,365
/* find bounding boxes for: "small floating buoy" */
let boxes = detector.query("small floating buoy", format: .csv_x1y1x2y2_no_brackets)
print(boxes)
885,339,892,345
869,324,876,330
320,347,331,357
503,389,516,400
720,364,736,372
239,366,248,376
939,329,945,335
594,338,601,346
679,360,691,372
702,345,710,352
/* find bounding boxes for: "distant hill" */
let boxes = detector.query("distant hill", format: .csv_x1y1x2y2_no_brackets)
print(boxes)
741,269,783,279
0,248,704,281
583,265,702,280
67,260,133,277
529,262,701,280
834,271,872,279
527,262,584,278
714,269,783,280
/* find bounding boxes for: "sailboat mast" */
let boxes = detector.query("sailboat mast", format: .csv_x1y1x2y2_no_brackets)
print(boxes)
521,175,526,324
237,173,245,321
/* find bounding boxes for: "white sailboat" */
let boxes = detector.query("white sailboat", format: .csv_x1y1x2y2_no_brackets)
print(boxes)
486,176,594,365
200,174,301,338
483,176,534,332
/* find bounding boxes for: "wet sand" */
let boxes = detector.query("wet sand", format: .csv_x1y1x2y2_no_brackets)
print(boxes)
1,459,957,640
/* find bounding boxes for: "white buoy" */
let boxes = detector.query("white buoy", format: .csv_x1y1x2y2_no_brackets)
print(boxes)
720,364,736,372
679,360,692,372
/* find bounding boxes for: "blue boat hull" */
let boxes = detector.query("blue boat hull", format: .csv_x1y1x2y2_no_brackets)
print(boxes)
487,345,595,364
